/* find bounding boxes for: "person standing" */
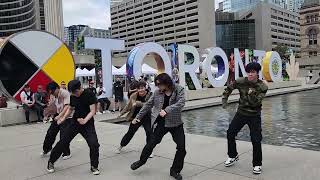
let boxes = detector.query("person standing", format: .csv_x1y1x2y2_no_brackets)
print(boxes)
130,73,186,180
34,85,47,122
87,80,97,96
47,80,100,175
116,81,153,154
41,82,72,160
96,83,111,113
113,78,124,112
20,84,38,123
222,62,268,175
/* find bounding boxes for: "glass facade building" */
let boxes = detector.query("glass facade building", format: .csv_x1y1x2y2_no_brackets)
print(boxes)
216,19,256,55
0,0,37,37
223,0,286,12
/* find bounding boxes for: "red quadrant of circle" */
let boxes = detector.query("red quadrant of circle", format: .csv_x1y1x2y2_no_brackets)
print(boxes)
14,70,53,102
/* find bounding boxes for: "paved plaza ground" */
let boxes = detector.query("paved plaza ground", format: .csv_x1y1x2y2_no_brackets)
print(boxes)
0,121,319,180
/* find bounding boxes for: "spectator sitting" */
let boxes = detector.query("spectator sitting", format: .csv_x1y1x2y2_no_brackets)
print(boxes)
20,84,40,123
43,94,57,123
97,83,111,114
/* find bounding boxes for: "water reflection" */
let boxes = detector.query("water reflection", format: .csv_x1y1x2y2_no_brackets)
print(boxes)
182,89,320,151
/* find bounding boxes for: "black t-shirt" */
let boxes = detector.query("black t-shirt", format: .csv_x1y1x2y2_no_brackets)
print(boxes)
87,87,97,96
70,89,97,122
162,94,171,109
132,94,147,117
113,81,124,97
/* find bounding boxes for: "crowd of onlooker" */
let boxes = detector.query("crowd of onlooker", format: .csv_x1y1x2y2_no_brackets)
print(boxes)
1,75,153,123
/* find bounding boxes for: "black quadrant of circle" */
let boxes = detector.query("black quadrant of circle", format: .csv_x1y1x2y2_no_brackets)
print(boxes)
0,41,38,96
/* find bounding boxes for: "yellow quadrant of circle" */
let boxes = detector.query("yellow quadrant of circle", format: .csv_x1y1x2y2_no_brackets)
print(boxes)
42,44,75,84
262,52,272,82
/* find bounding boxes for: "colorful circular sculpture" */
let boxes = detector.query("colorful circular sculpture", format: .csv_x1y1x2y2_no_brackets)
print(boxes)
0,30,75,102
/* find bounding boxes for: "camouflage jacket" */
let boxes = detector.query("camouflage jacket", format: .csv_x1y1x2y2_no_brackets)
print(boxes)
222,77,268,116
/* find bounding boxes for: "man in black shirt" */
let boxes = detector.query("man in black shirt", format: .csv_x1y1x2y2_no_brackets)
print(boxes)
113,78,124,112
47,80,100,175
87,80,97,96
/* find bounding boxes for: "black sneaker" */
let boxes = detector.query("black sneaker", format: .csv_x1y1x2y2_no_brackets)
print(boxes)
47,162,55,173
130,160,144,170
170,170,183,180
90,166,100,175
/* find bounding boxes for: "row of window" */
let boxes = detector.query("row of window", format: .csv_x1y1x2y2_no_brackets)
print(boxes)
270,22,300,31
271,15,300,25
114,30,199,39
271,28,300,36
113,5,197,21
306,14,319,24
272,42,301,48
271,35,300,42
112,18,198,34
0,16,35,30
271,8,299,20
0,11,34,24
111,0,197,13
0,1,34,17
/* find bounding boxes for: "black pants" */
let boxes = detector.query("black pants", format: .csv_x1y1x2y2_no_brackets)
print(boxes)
98,98,111,112
227,112,262,166
139,119,186,173
23,104,42,122
120,114,152,147
43,119,71,156
49,119,100,168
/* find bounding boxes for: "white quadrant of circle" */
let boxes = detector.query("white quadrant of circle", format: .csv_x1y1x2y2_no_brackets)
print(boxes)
9,31,63,68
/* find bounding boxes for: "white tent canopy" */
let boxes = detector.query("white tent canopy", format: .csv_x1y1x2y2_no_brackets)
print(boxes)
142,64,157,74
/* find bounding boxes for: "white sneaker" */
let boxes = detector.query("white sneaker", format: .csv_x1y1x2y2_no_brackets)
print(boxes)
62,154,72,160
91,166,100,175
48,117,53,122
116,146,123,154
253,166,262,174
149,152,154,158
96,112,102,115
224,155,239,167
41,151,50,157
104,110,111,113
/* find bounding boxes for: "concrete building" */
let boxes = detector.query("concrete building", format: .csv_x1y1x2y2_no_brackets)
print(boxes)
43,0,64,39
238,2,301,53
287,0,305,12
299,0,320,57
223,0,287,12
80,27,111,39
0,0,64,39
0,0,38,37
110,0,216,57
64,25,89,50
216,18,256,55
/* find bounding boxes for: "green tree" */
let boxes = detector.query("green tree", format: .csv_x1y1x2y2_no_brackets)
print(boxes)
274,45,289,61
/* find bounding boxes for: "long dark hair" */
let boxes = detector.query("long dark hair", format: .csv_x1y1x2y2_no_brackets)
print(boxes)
155,73,174,90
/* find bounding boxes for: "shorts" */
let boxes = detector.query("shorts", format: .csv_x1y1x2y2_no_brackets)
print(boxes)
115,96,123,102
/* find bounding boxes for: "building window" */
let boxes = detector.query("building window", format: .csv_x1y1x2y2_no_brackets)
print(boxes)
309,51,317,56
308,29,318,45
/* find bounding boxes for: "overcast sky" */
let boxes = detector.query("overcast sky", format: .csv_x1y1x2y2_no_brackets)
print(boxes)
63,0,221,29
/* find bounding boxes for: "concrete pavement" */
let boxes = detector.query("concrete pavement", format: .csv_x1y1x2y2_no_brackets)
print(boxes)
0,122,319,180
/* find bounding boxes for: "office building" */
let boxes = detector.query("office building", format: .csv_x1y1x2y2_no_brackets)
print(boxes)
287,0,304,12
239,2,301,53
0,0,64,39
299,0,320,57
111,0,216,57
223,0,287,12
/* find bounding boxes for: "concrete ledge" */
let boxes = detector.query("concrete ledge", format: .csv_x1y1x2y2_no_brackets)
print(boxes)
186,80,302,101
0,107,37,127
